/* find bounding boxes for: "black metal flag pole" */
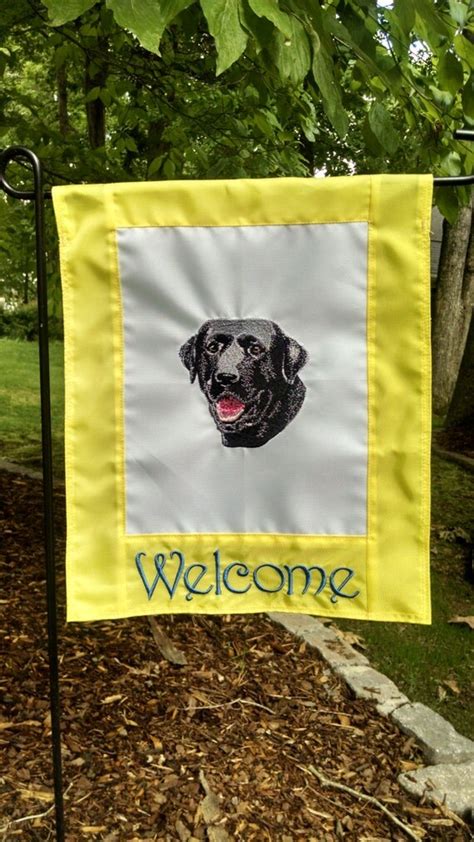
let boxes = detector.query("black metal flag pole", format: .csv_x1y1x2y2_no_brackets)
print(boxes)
0,147,64,841
0,130,473,842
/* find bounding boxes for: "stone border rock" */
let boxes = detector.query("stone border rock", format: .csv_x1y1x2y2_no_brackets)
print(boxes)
432,445,474,475
0,459,64,486
0,459,44,480
268,612,474,822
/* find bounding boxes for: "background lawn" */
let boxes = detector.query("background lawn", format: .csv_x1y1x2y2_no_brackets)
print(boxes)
338,454,474,739
1,336,473,738
0,337,64,476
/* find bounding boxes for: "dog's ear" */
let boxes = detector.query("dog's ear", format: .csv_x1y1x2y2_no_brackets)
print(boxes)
179,335,197,383
283,336,308,384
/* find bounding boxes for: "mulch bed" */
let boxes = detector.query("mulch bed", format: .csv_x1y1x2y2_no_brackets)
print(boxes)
0,470,472,841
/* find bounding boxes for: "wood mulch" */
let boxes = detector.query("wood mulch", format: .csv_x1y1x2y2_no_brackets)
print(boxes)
0,470,472,841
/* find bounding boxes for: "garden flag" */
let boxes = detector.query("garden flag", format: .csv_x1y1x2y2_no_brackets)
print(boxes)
53,175,433,624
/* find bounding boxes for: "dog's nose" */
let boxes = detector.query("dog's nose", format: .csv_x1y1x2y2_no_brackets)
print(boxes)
215,371,239,385
215,343,241,384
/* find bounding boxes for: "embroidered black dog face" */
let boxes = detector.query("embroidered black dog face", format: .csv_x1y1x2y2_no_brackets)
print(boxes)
179,319,308,448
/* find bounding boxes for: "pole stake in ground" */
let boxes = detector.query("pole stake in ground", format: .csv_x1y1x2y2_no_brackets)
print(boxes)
0,146,65,842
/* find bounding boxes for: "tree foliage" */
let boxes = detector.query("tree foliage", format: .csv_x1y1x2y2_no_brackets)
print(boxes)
0,0,473,307
0,202,35,306
38,0,474,201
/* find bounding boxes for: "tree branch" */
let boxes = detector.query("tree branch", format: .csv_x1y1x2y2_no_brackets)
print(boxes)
306,765,422,841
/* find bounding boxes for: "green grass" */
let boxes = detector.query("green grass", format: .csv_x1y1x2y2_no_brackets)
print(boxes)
1,337,473,737
337,453,474,739
0,337,64,476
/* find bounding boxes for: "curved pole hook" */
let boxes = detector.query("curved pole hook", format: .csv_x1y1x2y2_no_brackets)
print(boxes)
0,145,49,200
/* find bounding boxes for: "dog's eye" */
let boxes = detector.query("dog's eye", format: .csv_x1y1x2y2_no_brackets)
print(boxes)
206,340,220,353
248,343,264,358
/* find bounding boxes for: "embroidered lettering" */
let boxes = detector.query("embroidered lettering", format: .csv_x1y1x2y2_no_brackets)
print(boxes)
329,567,360,603
134,550,360,606
213,549,222,596
253,563,286,593
184,564,213,601
222,562,251,594
283,564,327,596
154,550,185,598
135,551,160,600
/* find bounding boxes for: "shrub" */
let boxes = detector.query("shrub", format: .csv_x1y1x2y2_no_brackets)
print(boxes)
0,304,63,341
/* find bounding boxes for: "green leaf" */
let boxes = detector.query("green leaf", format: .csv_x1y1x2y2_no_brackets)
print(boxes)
301,116,317,142
53,44,69,69
324,14,392,92
239,2,274,50
247,0,292,39
106,0,196,54
80,23,98,36
311,36,348,137
123,136,138,152
403,106,417,130
99,88,112,106
148,155,165,176
296,0,344,79
435,186,460,225
462,73,474,122
42,0,97,25
438,52,464,95
413,0,450,38
368,102,399,154
271,16,311,84
448,0,469,27
85,85,101,102
200,0,248,74
429,85,454,111
394,0,415,36
440,151,462,177
454,33,474,66
162,157,176,178
362,116,383,156
253,111,275,137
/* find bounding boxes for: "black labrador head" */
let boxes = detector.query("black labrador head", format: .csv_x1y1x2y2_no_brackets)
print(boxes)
179,318,308,448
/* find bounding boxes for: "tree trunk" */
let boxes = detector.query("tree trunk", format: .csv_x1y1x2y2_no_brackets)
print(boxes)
299,133,315,175
445,283,474,430
146,118,171,179
57,64,70,137
84,46,107,149
23,249,31,304
432,192,473,415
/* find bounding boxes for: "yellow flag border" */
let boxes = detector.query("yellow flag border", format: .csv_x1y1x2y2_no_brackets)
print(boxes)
53,175,432,623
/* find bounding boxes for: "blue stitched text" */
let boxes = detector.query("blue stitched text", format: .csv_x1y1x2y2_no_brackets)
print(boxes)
135,549,360,604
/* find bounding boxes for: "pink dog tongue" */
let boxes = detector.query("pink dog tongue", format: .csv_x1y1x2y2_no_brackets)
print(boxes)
216,397,245,420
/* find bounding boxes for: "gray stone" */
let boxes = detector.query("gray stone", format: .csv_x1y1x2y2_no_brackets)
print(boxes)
392,703,474,765
0,458,64,485
0,459,43,480
334,664,409,715
268,612,369,668
399,759,474,819
269,610,474,793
